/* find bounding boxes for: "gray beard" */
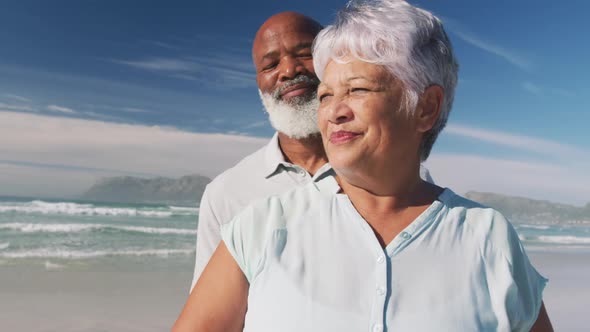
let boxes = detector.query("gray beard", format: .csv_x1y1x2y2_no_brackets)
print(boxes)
258,89,320,139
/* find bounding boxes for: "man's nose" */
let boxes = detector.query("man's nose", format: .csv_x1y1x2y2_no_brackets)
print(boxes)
278,56,305,82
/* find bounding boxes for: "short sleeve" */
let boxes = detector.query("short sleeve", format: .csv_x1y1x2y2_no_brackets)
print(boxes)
483,212,548,332
220,198,285,282
220,209,256,281
191,186,221,292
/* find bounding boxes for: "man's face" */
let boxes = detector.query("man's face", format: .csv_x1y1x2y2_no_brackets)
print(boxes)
253,18,319,104
252,16,322,138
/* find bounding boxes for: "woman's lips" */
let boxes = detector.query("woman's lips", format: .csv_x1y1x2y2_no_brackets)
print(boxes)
329,131,362,144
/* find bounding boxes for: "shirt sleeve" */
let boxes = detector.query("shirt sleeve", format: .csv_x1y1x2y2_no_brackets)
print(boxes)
190,186,221,292
484,212,548,332
220,197,285,283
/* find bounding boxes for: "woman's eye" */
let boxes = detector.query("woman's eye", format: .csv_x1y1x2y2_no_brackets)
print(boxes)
319,93,333,102
350,87,369,93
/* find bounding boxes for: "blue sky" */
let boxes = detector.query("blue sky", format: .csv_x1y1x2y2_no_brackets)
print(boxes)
1,0,589,205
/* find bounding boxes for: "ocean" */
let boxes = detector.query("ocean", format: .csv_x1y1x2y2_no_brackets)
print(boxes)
0,196,198,271
1,196,590,271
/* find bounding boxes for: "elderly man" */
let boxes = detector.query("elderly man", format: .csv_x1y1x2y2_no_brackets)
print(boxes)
190,11,434,290
190,12,329,290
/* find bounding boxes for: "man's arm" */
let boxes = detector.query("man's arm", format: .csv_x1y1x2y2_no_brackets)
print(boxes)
530,302,553,332
172,243,248,332
190,187,222,292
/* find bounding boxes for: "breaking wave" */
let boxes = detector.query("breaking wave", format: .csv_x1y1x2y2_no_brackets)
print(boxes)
0,248,195,259
0,200,198,217
0,223,196,235
533,235,590,245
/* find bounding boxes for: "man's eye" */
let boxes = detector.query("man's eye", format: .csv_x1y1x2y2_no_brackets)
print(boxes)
262,62,278,71
297,53,312,58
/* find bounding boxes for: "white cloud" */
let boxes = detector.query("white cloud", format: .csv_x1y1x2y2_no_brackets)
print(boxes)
109,53,255,88
82,104,154,114
522,81,575,98
0,103,33,112
0,163,100,198
0,111,267,197
243,120,269,129
444,19,531,70
170,73,201,81
186,54,254,73
120,107,153,113
3,94,31,102
110,57,200,72
445,124,586,158
3,111,586,205
430,124,590,205
47,104,76,114
425,153,590,206
522,81,542,95
142,40,182,50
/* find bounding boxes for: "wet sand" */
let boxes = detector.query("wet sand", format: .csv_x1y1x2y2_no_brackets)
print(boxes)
0,250,588,331
0,262,192,332
529,250,590,332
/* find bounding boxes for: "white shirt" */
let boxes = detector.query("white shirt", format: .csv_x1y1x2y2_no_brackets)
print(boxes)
192,133,435,290
191,133,333,290
221,174,547,332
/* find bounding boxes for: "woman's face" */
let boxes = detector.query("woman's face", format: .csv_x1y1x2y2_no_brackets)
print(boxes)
317,59,423,177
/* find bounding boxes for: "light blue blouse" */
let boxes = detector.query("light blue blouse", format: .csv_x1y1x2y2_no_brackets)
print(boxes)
221,174,547,332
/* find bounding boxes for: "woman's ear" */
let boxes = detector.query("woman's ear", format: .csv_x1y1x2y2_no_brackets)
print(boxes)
415,85,444,133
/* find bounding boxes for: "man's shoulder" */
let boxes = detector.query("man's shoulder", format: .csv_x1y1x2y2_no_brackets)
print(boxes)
199,140,289,224
205,143,269,194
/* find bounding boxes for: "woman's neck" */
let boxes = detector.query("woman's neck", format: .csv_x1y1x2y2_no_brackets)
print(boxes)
337,166,443,248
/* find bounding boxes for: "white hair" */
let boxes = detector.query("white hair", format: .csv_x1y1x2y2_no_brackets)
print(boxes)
312,0,459,161
259,90,320,139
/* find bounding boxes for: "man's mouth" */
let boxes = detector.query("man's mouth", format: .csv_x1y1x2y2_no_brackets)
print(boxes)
279,82,315,99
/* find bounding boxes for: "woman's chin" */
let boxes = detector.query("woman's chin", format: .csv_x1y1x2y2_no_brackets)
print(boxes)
328,154,363,174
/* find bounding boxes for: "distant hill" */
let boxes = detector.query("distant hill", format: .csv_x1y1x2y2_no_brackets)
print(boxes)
81,174,211,205
465,191,590,224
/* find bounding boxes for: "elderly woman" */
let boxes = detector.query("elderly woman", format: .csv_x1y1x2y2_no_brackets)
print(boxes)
173,1,552,331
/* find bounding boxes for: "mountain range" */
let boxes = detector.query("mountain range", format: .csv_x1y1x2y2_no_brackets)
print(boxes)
80,175,590,224
465,191,590,224
81,174,210,206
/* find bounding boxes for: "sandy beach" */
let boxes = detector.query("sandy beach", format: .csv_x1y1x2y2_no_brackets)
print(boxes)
529,250,590,332
1,251,588,331
0,257,193,332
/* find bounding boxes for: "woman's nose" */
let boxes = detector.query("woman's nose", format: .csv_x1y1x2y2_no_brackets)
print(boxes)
328,99,354,124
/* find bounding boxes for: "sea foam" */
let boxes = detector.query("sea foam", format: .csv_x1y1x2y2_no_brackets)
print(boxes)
0,200,197,217
0,223,196,235
0,248,195,259
44,260,65,270
517,224,552,230
535,235,590,245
